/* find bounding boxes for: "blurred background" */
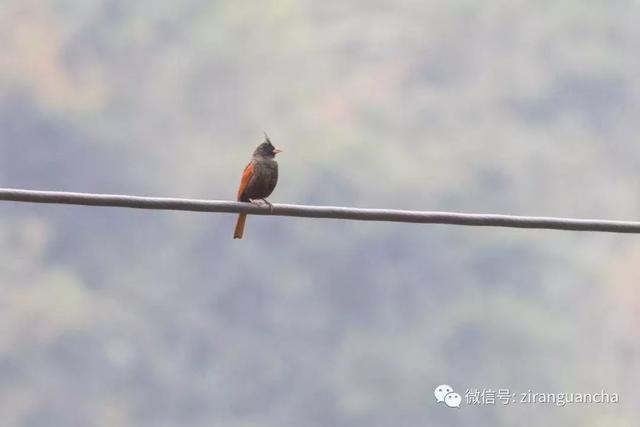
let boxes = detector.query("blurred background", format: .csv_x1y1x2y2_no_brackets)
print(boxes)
1,0,640,425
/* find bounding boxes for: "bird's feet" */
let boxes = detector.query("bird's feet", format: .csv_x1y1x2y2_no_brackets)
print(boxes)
249,198,274,213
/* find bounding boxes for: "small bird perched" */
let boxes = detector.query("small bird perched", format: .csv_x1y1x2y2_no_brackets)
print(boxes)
233,133,282,239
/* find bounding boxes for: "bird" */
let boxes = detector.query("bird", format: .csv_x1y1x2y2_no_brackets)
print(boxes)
233,133,282,239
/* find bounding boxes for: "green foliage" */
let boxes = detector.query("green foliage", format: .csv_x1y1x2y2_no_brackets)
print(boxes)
1,0,639,425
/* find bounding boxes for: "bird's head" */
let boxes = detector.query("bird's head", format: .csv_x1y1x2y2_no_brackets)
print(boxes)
253,133,283,159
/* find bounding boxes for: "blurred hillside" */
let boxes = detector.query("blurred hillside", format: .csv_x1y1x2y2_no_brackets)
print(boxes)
1,1,640,426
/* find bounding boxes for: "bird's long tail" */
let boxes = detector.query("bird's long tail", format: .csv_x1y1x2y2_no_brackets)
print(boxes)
233,213,247,239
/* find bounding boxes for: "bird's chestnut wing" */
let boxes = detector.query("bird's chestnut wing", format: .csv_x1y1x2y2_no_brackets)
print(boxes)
237,160,255,201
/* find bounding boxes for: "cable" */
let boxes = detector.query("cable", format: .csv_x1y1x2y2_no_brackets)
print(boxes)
0,188,638,233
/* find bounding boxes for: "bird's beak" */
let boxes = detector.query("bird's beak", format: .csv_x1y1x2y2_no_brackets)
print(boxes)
273,148,283,154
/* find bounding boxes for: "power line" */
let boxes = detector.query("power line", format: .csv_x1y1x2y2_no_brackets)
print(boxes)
0,188,638,234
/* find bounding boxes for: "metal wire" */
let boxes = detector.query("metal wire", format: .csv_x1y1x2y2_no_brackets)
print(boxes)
0,188,638,233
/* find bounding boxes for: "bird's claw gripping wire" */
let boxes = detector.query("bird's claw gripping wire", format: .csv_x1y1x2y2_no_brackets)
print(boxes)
250,198,274,213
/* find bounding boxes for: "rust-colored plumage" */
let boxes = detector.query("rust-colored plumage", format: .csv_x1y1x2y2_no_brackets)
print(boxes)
233,134,282,239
